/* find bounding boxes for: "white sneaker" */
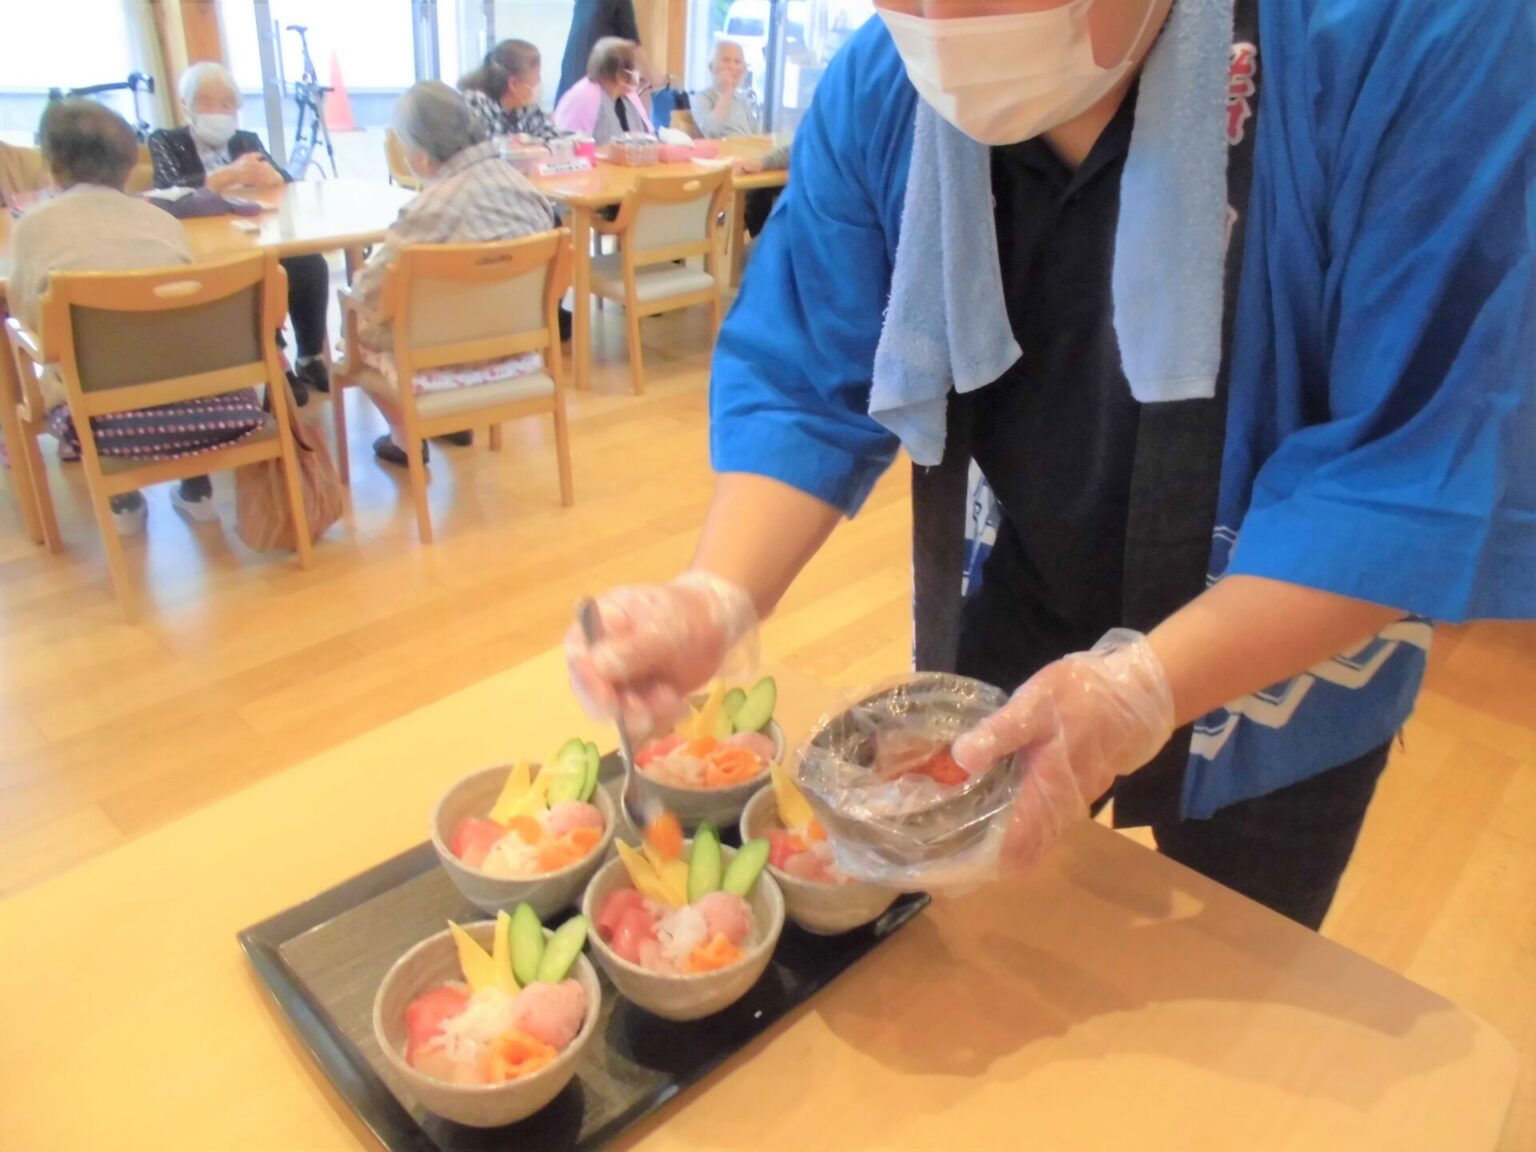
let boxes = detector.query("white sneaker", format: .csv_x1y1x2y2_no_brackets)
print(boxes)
111,494,148,536
171,487,220,523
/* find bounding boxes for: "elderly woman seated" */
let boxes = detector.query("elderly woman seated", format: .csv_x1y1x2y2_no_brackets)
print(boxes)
552,38,652,144
351,80,556,468
148,62,331,405
460,39,563,143
9,101,264,532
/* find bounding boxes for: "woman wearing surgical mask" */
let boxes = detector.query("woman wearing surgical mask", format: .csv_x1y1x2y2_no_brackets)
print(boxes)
148,62,332,406
460,39,563,143
569,0,1535,929
552,38,652,144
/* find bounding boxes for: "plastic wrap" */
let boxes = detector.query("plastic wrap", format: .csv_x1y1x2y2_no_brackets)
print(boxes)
794,673,1023,889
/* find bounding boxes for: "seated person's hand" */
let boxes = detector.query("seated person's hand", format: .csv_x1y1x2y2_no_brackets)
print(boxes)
733,158,764,175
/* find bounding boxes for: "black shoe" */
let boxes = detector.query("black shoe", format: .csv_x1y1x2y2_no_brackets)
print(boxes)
296,358,330,394
373,434,428,468
436,430,473,447
286,371,311,408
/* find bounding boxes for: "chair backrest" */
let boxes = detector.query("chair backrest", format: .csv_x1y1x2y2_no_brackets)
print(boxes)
0,141,49,206
620,169,732,266
384,130,424,191
124,145,155,194
387,230,570,372
41,253,284,419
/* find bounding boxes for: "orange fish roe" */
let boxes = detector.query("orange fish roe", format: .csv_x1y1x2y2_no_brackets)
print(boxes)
645,811,684,861
479,1029,557,1084
685,933,744,973
506,815,544,844
704,746,761,787
567,826,603,854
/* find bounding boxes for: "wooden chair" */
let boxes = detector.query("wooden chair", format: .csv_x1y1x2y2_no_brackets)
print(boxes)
124,145,155,194
384,130,424,191
590,168,732,396
330,230,575,544
3,253,313,621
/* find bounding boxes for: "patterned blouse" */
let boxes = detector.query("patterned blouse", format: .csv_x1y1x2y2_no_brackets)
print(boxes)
352,140,555,352
462,89,564,143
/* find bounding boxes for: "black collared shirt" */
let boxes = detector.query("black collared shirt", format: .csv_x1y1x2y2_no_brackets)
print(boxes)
955,89,1142,692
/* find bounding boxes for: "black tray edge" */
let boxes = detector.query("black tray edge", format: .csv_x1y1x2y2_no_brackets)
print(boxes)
239,841,930,1152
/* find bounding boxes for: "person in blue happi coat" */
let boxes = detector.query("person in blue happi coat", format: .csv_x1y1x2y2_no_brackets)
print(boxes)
566,0,1535,928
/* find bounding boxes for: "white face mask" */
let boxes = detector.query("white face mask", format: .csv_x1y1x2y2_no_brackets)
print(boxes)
881,0,1158,146
191,112,238,150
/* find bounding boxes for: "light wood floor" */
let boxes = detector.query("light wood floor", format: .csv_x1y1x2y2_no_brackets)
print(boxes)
1,306,1531,1148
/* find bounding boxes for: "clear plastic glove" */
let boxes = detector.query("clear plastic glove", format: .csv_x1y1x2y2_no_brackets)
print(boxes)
566,572,759,739
951,629,1175,872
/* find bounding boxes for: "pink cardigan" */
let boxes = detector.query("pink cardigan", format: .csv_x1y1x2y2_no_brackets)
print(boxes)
553,78,652,141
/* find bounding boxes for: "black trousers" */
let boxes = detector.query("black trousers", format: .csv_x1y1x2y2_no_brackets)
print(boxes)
744,187,782,238
1152,740,1391,930
280,253,330,359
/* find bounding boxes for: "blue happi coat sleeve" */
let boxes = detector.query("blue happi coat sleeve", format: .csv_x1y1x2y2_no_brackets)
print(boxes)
708,21,915,516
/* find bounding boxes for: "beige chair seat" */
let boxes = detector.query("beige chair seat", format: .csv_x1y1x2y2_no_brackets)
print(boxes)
95,416,278,474
591,254,716,304
351,362,555,418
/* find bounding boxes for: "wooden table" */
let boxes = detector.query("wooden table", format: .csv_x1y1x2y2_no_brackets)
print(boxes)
0,648,1516,1151
526,137,788,393
0,179,413,545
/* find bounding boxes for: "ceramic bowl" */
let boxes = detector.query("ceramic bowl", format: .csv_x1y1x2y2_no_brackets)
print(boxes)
739,786,901,936
629,717,786,832
372,920,601,1128
580,846,784,1021
431,765,617,918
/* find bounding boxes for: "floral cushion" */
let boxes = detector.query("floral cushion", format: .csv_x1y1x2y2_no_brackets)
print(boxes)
358,347,546,396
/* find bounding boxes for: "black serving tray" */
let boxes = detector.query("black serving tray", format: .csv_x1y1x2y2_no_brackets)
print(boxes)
239,763,928,1152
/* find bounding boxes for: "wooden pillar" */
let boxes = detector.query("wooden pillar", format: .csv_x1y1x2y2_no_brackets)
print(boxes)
635,0,689,83
180,0,227,63
149,0,226,124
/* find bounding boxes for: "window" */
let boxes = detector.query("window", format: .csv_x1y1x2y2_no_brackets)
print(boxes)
0,1,139,145
685,0,876,136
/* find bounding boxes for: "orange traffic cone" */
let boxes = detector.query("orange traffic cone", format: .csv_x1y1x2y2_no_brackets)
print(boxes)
325,52,357,132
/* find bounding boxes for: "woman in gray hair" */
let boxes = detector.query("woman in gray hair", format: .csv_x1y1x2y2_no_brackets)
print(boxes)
351,80,555,468
552,37,651,144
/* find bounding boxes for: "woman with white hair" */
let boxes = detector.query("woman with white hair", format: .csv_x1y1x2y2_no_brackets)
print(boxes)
350,80,555,468
148,61,332,406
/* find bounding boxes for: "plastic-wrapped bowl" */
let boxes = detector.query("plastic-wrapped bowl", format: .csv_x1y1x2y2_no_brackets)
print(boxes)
431,765,617,918
372,921,601,1128
795,674,1017,873
580,846,783,1021
739,786,901,935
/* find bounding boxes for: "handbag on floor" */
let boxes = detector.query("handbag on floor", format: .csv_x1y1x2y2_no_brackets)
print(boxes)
234,383,343,552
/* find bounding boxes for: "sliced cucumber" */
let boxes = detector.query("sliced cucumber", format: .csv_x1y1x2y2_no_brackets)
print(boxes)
721,837,771,897
537,915,589,983
731,677,777,735
688,823,723,903
711,708,735,742
722,687,748,722
510,903,545,987
546,738,589,804
580,741,601,803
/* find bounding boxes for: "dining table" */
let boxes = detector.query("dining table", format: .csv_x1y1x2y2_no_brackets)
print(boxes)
0,646,1517,1151
0,178,415,545
524,135,788,394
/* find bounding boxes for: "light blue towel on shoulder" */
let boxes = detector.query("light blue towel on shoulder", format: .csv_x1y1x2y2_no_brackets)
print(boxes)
870,0,1235,467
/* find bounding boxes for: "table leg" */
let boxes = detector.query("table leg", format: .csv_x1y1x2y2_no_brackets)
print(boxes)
571,207,593,392
343,247,363,285
730,188,748,288
0,304,44,546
